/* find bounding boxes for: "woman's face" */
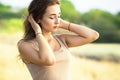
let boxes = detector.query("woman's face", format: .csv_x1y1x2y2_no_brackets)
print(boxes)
39,4,61,32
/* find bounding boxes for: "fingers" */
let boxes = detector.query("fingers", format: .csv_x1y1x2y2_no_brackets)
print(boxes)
28,14,35,23
28,14,42,33
28,14,38,27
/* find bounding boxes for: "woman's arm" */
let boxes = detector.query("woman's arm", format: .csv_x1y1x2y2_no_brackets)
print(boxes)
59,19,99,47
18,15,56,66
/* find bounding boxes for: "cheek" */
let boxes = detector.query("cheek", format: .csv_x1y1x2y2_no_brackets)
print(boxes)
41,19,53,28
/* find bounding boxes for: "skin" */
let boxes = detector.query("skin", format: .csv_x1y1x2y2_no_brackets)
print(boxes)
18,4,99,66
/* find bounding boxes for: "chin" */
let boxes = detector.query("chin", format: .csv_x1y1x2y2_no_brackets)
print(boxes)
52,29,58,32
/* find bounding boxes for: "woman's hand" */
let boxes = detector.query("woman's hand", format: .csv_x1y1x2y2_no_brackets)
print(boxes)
28,14,42,34
59,18,70,30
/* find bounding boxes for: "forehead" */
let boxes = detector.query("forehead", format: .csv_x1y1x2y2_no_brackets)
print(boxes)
45,4,61,15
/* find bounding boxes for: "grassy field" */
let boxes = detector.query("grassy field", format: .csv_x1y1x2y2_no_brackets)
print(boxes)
0,33,120,80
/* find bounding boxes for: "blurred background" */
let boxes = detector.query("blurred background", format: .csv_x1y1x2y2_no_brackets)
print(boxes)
0,0,120,80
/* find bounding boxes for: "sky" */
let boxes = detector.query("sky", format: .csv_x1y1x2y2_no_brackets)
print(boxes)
0,0,120,14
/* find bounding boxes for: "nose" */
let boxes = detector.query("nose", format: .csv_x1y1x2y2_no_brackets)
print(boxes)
55,18,60,24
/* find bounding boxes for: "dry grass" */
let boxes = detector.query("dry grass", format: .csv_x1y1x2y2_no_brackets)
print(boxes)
72,56,120,80
0,33,120,80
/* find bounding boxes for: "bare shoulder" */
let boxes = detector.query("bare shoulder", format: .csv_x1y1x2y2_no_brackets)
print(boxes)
17,40,29,49
17,39,33,54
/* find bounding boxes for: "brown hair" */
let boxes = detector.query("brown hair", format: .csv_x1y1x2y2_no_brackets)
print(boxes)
23,0,60,40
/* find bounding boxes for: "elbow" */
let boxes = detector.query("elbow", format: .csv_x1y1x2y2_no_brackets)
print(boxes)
92,31,99,41
95,32,100,40
40,57,56,66
87,31,99,42
46,58,56,66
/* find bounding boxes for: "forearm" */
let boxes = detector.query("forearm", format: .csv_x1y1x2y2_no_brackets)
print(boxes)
60,19,99,40
69,23,99,39
36,34,56,64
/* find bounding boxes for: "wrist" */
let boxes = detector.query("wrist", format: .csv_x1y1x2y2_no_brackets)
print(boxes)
35,32,42,35
60,19,70,30
67,23,71,31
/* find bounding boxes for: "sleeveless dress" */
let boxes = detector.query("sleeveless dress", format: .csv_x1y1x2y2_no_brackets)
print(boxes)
24,35,72,80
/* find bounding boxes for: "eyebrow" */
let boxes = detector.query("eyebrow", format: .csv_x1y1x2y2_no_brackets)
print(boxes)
49,12,61,16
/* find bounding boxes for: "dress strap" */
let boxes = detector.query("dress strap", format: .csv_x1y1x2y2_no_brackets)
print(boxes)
54,35,68,49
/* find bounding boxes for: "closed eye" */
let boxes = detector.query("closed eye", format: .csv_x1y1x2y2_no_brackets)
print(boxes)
49,17,54,19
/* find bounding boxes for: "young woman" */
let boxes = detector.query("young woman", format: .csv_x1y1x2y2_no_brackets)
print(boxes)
17,0,99,80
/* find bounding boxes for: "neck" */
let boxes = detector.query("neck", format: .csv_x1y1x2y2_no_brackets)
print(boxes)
42,31,53,42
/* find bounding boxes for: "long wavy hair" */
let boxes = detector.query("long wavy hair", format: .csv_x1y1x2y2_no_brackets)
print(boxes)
23,0,60,41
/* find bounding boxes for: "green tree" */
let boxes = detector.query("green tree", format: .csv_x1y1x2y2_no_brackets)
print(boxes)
60,0,81,23
0,3,11,11
81,9,120,42
0,3,21,19
114,12,120,29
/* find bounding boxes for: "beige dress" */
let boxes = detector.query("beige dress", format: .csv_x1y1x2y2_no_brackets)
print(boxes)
24,35,72,80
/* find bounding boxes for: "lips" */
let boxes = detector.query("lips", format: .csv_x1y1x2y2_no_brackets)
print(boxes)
53,26,59,29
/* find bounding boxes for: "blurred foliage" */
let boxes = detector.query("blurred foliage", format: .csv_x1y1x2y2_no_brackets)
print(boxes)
0,18,23,33
80,10,120,42
60,0,81,23
0,1,120,43
0,3,11,11
0,3,22,19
